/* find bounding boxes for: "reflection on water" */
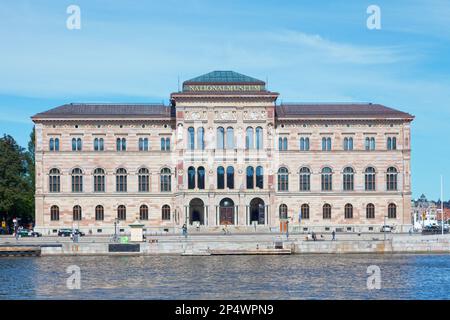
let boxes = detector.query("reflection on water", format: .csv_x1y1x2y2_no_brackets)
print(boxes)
0,254,449,300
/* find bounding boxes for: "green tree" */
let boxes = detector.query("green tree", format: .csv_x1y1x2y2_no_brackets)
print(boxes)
0,134,34,225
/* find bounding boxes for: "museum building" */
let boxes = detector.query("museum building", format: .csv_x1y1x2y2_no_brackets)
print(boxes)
32,71,414,235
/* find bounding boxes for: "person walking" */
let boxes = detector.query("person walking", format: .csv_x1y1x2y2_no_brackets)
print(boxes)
182,224,187,238
332,230,336,241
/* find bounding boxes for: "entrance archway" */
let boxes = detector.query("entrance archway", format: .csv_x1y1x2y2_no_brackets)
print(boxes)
189,198,205,225
250,198,265,225
219,198,235,225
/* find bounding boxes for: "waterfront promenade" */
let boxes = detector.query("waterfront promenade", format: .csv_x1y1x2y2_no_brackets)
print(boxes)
1,233,449,256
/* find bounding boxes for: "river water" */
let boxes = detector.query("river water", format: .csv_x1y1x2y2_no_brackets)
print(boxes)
0,254,449,300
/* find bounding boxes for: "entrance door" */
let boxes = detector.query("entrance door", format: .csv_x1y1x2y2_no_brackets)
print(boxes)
249,198,265,225
189,198,205,225
220,207,234,225
219,198,235,225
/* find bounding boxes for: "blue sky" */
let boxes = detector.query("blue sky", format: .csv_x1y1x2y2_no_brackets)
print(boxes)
1,0,449,199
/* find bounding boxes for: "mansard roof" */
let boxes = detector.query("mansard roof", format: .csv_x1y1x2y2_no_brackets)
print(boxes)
32,103,173,120
276,103,414,120
184,71,265,85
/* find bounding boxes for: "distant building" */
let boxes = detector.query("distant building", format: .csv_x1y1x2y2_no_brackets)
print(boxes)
32,71,414,235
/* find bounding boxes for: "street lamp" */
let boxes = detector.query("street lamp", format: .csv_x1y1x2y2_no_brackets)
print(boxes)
384,215,388,242
114,218,119,242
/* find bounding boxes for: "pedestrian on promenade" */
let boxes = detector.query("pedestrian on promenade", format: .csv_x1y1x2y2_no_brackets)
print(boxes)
332,230,336,241
182,224,187,238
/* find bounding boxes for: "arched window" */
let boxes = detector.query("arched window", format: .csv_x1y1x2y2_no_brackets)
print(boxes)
162,205,171,221
390,137,397,150
50,206,59,221
343,167,354,191
197,127,205,150
138,168,149,192
217,166,225,189
161,137,170,151
117,205,126,221
323,204,331,219
116,168,127,192
54,138,60,151
226,166,234,189
277,167,289,191
344,204,353,219
386,167,398,191
116,138,126,151
256,127,263,150
256,166,264,189
73,205,82,221
71,168,83,192
140,205,149,220
246,166,254,189
344,137,353,151
387,137,392,150
93,168,105,192
322,137,331,151
301,204,310,220
187,167,196,189
165,137,171,151
188,127,195,150
160,168,171,192
197,166,205,190
95,205,104,221
365,167,376,191
246,127,254,149
278,137,288,151
300,137,310,151
366,203,375,219
49,168,60,193
299,167,311,191
388,203,397,219
72,138,82,151
365,137,375,150
49,138,55,151
279,204,288,219
226,127,234,149
94,138,104,151
321,167,333,191
139,138,149,151
217,127,225,149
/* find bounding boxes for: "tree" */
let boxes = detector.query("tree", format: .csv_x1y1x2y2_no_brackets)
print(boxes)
0,134,34,225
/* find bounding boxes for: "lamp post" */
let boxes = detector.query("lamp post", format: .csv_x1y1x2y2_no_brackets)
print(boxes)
114,218,119,242
384,215,387,242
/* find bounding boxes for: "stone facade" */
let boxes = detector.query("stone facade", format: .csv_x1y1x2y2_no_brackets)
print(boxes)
32,71,414,235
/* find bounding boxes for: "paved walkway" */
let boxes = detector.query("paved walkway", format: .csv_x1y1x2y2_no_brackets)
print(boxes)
1,232,448,246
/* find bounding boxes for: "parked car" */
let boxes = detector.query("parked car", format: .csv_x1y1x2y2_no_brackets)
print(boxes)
17,229,42,237
380,225,392,233
58,229,85,237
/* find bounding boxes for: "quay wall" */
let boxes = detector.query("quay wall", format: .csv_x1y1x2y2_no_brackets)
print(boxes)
39,236,450,256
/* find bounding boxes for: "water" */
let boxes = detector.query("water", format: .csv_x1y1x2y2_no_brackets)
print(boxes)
0,254,449,300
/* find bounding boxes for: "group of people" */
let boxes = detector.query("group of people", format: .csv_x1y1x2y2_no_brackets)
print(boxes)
307,230,336,241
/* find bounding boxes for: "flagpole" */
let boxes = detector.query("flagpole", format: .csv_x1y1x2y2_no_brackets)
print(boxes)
441,175,444,236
